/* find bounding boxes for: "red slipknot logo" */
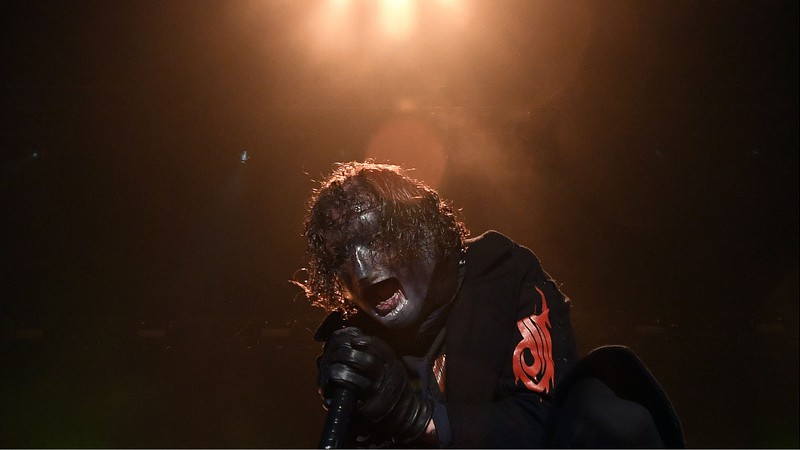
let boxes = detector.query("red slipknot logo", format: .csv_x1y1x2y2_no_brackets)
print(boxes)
513,286,555,394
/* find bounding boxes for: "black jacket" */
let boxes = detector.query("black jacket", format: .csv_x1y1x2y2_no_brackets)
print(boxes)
316,231,683,448
443,230,578,447
316,231,577,447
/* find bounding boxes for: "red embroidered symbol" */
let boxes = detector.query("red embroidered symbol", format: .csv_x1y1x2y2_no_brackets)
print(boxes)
513,286,555,394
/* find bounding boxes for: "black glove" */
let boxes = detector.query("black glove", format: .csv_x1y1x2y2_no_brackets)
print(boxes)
318,327,433,443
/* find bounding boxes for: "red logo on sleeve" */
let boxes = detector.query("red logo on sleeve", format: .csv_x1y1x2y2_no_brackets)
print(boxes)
513,286,555,394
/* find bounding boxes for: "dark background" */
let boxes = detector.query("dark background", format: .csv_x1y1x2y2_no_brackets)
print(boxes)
1,1,797,447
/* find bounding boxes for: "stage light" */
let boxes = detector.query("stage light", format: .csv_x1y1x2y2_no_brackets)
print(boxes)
306,0,475,61
377,0,417,41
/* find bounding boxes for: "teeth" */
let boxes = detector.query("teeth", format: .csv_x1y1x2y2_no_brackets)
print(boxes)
375,291,400,313
386,297,407,318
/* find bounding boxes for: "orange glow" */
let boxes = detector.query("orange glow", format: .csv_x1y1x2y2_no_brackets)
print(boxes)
378,0,417,41
303,0,475,64
326,0,354,23
307,0,356,54
433,0,473,29
366,117,446,188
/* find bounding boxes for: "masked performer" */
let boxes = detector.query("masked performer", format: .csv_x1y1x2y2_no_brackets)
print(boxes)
295,162,684,448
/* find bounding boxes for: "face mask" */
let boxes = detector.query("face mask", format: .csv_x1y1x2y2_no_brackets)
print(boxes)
335,209,438,329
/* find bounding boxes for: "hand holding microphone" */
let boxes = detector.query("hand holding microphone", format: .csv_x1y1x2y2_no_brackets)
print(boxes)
317,327,432,445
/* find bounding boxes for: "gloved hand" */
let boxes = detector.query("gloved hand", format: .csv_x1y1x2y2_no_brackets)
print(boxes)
318,327,433,443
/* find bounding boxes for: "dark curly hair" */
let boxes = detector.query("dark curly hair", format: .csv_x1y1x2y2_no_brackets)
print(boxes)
294,161,468,315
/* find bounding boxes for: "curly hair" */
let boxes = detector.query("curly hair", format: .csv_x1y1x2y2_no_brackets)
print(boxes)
294,161,468,315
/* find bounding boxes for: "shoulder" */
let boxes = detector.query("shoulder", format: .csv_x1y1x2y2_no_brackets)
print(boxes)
464,229,515,255
464,230,543,279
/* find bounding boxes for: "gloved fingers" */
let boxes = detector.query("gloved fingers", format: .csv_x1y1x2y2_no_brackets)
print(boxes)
333,326,363,338
327,362,373,394
327,346,384,379
322,327,363,354
323,328,395,377
349,333,396,363
326,327,394,363
357,361,408,422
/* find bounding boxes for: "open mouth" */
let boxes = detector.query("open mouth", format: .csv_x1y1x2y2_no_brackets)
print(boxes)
364,278,404,317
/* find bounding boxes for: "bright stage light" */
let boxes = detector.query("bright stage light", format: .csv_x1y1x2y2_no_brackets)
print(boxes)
377,0,417,41
309,0,472,53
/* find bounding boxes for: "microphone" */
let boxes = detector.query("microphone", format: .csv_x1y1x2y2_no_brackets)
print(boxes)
318,387,357,449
